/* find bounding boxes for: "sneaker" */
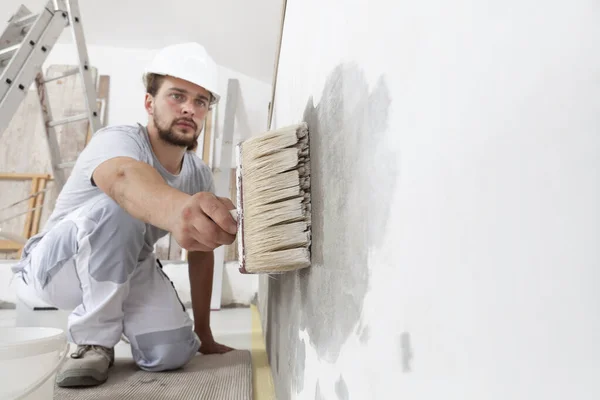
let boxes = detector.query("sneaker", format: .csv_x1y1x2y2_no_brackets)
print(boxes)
55,345,115,387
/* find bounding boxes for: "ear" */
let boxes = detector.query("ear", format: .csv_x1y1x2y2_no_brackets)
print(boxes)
144,93,154,115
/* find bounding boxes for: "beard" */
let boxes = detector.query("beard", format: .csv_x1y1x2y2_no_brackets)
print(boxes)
153,111,201,149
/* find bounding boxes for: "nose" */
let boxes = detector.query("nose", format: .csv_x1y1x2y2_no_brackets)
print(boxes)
181,100,195,117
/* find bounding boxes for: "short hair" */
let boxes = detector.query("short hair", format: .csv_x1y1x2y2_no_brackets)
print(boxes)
143,73,166,96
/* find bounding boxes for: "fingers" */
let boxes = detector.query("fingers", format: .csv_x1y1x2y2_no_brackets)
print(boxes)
189,211,235,247
197,194,237,235
174,193,238,252
218,197,238,222
217,196,235,210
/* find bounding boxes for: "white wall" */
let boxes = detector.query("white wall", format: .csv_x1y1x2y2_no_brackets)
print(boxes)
266,0,600,399
1,43,269,307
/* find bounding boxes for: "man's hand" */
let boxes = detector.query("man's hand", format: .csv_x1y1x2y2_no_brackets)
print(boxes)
199,339,235,355
170,192,237,251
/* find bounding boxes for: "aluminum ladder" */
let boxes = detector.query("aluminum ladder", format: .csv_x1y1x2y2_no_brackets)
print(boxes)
0,0,100,190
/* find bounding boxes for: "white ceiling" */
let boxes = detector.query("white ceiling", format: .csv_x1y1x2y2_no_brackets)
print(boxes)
1,0,283,83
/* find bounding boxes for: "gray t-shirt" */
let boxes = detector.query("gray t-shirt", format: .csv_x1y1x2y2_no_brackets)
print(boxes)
18,123,214,261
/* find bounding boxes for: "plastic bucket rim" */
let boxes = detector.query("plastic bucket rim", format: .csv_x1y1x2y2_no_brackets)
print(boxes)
0,327,66,360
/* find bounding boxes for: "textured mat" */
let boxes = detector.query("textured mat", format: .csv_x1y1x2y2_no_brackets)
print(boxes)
54,350,252,400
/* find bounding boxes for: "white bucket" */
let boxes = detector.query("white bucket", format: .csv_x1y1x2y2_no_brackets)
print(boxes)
0,327,68,400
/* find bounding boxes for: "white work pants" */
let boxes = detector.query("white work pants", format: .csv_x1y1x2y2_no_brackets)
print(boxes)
18,196,200,372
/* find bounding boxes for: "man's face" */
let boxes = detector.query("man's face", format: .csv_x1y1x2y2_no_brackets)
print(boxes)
146,76,211,148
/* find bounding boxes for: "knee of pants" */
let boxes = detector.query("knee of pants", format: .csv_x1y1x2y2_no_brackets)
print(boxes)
131,327,200,372
84,196,147,284
87,196,146,240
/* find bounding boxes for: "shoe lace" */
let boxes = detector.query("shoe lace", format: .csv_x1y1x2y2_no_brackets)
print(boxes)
70,345,112,363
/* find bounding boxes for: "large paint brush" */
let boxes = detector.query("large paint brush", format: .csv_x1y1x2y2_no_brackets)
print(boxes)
231,122,312,274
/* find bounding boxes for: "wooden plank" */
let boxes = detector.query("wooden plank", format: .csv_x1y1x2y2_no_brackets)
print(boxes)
0,173,52,180
22,178,39,239
202,109,214,164
0,239,22,252
30,177,47,236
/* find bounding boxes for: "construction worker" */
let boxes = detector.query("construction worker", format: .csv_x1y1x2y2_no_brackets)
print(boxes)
11,42,238,387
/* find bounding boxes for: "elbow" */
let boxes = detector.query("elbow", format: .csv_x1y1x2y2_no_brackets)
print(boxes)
114,163,128,186
97,162,130,202
109,164,130,201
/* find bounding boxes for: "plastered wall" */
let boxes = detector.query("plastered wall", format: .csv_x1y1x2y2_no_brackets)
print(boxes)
261,1,600,399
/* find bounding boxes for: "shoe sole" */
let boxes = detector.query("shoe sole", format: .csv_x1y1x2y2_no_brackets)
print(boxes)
56,369,108,388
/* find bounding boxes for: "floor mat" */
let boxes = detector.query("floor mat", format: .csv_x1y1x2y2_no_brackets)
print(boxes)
54,350,252,400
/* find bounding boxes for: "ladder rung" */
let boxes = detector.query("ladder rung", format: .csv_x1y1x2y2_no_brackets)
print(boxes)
0,44,20,63
13,14,38,28
48,113,88,127
0,14,39,54
8,5,33,23
56,161,76,169
42,67,79,83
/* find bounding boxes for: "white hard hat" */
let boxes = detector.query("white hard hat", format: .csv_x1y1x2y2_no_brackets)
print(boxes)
144,42,220,104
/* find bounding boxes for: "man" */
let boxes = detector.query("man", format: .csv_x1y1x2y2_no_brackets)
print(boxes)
11,42,237,387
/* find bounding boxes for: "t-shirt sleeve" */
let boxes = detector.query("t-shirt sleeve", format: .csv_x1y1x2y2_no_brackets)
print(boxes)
78,127,146,184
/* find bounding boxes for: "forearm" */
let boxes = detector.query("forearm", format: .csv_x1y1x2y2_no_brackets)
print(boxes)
101,158,189,231
188,250,215,340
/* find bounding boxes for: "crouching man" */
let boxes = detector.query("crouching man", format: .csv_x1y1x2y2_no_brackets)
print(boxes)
12,42,236,387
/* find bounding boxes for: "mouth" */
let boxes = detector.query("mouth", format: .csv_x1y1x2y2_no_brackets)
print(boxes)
175,120,196,129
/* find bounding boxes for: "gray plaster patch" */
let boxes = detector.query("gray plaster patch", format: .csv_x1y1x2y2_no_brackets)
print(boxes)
357,322,371,344
266,62,395,399
267,273,305,398
400,331,413,373
298,62,394,363
335,376,350,400
315,381,325,400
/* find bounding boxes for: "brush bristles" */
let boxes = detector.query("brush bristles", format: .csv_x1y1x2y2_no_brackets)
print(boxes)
239,122,311,273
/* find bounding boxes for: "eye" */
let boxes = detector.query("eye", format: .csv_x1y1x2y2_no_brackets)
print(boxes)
170,93,184,101
195,99,207,108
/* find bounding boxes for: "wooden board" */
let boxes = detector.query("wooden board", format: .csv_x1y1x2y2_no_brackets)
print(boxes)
21,178,39,239
203,109,214,165
0,240,22,252
31,177,48,236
